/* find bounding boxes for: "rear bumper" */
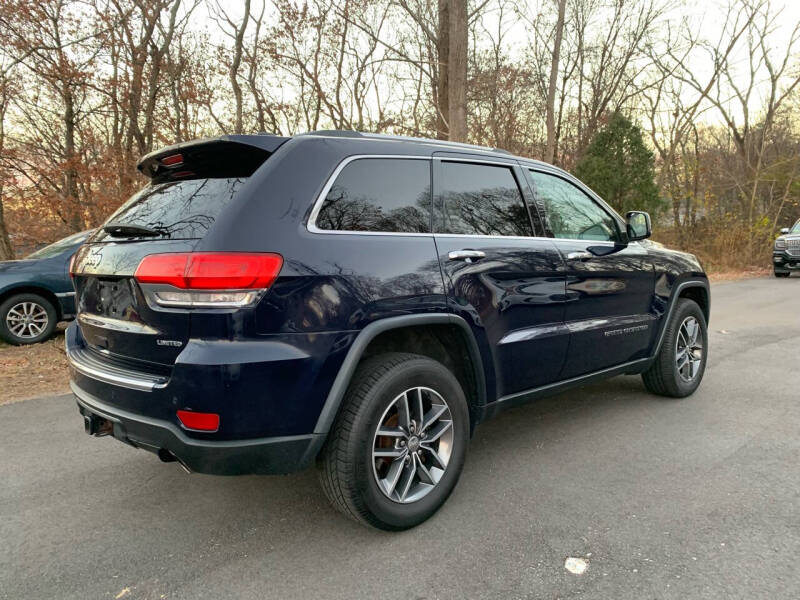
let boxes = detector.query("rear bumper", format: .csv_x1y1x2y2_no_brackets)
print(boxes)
73,381,324,475
65,321,352,439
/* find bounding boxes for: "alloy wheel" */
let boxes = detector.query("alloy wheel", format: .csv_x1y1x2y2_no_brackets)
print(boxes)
372,386,454,504
6,301,49,339
675,316,703,383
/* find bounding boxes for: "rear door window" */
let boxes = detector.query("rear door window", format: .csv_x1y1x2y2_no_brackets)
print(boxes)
436,161,533,237
93,178,246,241
314,158,432,233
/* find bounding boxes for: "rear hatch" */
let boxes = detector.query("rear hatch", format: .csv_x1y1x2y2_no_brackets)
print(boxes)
71,135,287,370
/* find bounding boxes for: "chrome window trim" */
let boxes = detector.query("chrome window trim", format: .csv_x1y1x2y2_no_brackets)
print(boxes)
306,153,637,248
434,232,550,242
432,233,618,246
306,154,433,236
305,229,434,238
432,155,519,167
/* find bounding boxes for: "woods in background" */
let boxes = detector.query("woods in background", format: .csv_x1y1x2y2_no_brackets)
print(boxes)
0,0,798,270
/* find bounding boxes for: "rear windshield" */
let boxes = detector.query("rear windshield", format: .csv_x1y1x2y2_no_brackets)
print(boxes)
93,178,246,241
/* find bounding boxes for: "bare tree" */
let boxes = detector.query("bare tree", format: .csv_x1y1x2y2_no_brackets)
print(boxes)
0,0,797,273
0,69,16,258
654,0,800,258
643,1,757,241
544,0,565,163
211,0,250,133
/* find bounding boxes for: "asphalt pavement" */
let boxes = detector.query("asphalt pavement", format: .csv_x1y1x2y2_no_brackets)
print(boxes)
2,276,799,599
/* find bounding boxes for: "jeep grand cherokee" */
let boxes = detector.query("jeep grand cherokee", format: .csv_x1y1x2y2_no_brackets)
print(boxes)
68,131,710,530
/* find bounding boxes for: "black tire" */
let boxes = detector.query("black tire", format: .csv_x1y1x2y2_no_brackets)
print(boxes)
642,298,708,398
319,352,470,530
0,293,58,345
774,271,790,278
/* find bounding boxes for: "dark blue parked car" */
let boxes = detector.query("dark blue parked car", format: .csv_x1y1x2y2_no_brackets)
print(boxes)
68,132,709,530
0,230,92,345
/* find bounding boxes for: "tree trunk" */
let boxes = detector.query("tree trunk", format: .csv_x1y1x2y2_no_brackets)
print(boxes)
545,0,566,163
231,0,250,134
0,193,12,260
63,86,82,231
447,0,467,142
0,80,13,259
436,0,450,140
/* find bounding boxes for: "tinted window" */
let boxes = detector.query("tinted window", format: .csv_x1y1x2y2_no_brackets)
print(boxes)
438,162,532,237
94,178,245,241
26,230,92,259
315,159,431,233
527,171,619,242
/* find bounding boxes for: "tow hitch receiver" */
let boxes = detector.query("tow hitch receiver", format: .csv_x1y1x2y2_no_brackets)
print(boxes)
83,413,113,437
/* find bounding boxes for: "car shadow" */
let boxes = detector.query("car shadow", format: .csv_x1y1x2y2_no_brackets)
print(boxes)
6,373,685,598
82,374,658,540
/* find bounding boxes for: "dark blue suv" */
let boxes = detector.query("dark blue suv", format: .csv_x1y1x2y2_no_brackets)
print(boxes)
68,132,710,530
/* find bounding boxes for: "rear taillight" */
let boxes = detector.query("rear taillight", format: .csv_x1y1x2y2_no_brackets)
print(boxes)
68,253,77,278
135,252,283,308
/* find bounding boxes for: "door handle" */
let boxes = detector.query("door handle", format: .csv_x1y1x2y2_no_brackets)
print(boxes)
448,250,486,263
566,251,593,261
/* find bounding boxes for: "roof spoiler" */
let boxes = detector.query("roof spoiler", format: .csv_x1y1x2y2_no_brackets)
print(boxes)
137,134,290,182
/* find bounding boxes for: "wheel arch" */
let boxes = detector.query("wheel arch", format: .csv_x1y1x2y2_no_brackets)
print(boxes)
0,285,63,320
650,279,710,360
678,284,709,323
313,314,486,437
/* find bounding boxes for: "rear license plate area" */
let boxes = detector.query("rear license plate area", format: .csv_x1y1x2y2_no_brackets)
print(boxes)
91,278,137,319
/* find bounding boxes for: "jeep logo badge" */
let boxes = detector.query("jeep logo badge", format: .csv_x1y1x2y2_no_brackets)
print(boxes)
84,251,102,268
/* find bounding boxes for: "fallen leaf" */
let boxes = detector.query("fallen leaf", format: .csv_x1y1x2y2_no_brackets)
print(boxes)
565,557,588,575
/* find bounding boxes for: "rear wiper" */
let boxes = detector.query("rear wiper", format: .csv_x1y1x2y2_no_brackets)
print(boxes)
103,223,166,238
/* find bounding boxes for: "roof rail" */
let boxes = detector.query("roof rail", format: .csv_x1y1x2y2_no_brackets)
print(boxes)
358,132,509,154
300,129,516,158
304,130,364,138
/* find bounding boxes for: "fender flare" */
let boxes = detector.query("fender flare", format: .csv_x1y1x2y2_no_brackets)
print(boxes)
649,278,710,360
312,313,486,435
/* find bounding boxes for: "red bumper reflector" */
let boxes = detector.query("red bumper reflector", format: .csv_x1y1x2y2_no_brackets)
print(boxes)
177,410,220,432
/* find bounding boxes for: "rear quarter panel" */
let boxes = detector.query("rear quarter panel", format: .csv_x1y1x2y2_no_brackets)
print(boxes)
184,137,449,436
199,136,449,334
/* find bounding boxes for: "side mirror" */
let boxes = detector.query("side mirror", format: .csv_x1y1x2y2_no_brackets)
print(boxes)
626,211,651,241
780,228,790,234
